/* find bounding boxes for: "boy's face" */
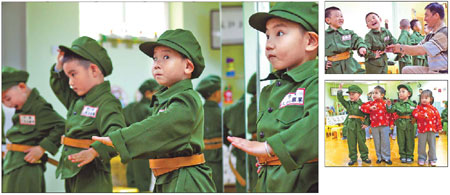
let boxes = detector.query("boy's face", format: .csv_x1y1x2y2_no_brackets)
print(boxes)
63,60,98,96
414,21,422,32
372,89,383,100
152,46,192,88
265,17,308,71
420,95,432,105
326,10,344,29
398,88,410,101
2,84,28,110
366,14,381,30
348,92,361,102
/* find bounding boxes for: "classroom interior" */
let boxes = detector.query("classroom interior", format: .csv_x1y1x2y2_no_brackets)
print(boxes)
325,81,448,167
1,1,276,192
325,2,448,74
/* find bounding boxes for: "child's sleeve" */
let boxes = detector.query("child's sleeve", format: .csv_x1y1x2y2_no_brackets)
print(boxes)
388,30,397,45
37,104,66,155
360,101,372,114
364,34,377,60
90,101,126,162
108,93,203,163
386,102,396,113
412,106,426,119
49,64,78,109
336,90,350,110
351,31,367,51
434,107,443,131
266,80,318,174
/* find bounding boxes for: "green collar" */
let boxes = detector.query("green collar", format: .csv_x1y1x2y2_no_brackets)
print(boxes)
139,97,152,104
370,27,386,34
153,79,193,104
399,99,413,104
84,81,111,103
325,26,344,34
20,88,39,113
262,60,318,83
401,29,410,36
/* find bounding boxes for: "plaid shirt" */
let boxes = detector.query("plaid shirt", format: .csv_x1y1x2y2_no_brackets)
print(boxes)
420,23,447,71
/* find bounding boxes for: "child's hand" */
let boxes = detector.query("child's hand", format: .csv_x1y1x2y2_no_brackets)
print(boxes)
24,146,45,164
68,148,99,167
386,99,392,106
361,124,368,129
56,49,65,71
325,61,333,70
358,47,367,56
370,105,377,111
338,83,343,91
390,125,394,129
92,136,114,148
227,136,273,157
375,51,381,58
386,44,400,53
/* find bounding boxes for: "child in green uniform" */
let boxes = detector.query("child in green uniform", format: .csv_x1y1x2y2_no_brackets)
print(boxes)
123,79,160,192
409,19,427,66
441,101,448,134
364,12,397,74
395,19,412,73
325,6,367,74
227,2,318,192
50,36,126,192
386,84,416,163
196,75,223,192
2,67,65,192
87,29,216,192
336,84,371,165
246,73,258,192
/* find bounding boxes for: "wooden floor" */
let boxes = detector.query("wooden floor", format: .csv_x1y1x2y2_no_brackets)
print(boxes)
325,134,448,167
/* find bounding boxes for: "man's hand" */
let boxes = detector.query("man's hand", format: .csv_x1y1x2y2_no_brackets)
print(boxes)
68,148,99,167
227,136,273,157
24,146,45,164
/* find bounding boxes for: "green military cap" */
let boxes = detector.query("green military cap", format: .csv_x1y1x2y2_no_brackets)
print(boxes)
196,75,221,98
347,85,363,94
138,79,160,95
249,2,318,33
247,73,257,95
139,29,205,79
2,66,29,91
397,84,413,97
59,36,113,77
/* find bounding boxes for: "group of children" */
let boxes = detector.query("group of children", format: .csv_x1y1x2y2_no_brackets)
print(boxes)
338,83,444,166
325,6,429,74
2,2,318,193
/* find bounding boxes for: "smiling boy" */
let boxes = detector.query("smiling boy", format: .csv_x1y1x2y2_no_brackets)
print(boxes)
50,36,126,192
227,2,318,192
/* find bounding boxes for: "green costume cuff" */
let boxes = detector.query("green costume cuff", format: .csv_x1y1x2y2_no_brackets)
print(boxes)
267,134,298,173
39,137,59,155
91,141,116,162
109,130,132,163
50,64,64,78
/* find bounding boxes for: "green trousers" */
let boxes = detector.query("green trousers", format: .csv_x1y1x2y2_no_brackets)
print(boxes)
326,58,366,74
254,163,318,192
365,64,387,74
347,124,369,161
64,164,113,192
126,159,152,192
205,160,223,192
234,149,247,192
396,120,415,159
153,164,216,192
2,164,45,192
248,155,258,192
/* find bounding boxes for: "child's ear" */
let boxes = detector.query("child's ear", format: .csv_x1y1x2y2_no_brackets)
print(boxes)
184,59,195,75
17,82,27,90
305,32,319,52
325,18,330,24
90,64,103,78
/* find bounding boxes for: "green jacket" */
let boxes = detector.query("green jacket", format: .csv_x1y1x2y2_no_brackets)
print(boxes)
3,88,65,174
203,100,222,162
223,96,246,142
108,79,212,189
410,31,427,60
325,27,366,74
123,98,152,126
50,65,126,179
386,99,416,127
441,108,447,123
248,96,257,136
257,59,318,192
337,90,370,126
395,30,412,64
364,27,397,66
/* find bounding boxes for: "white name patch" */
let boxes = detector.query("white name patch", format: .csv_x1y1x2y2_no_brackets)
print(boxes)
341,35,352,41
159,108,166,113
279,88,305,108
80,106,98,118
19,115,36,125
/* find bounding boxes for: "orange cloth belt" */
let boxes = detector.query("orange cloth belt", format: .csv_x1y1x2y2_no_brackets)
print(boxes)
327,51,351,62
149,154,205,177
348,115,365,121
256,156,318,166
204,137,222,150
398,115,411,119
60,135,95,149
6,143,59,166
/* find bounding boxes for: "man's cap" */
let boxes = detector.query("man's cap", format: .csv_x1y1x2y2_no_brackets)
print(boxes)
139,79,160,95
347,85,363,94
247,73,257,95
139,29,205,79
2,66,29,91
196,75,221,98
249,2,318,33
59,36,113,76
397,84,413,97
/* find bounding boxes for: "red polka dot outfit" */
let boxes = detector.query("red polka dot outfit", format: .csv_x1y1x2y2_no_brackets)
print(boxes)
412,104,442,133
360,99,390,127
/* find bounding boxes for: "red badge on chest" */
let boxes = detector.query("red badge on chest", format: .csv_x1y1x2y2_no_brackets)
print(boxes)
19,115,36,125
